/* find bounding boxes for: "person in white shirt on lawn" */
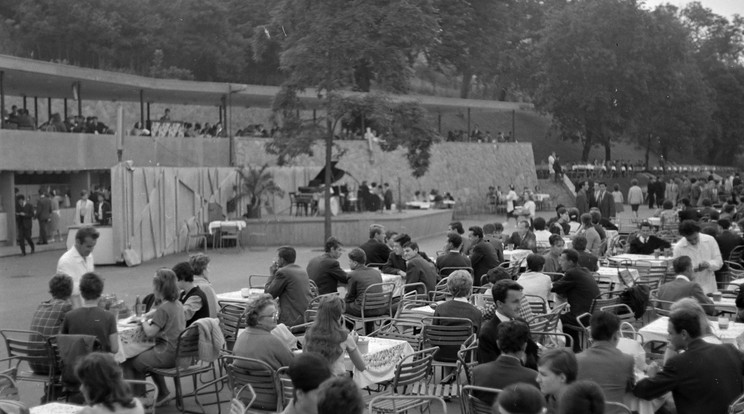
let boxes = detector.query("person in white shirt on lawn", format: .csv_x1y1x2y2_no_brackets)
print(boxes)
672,220,722,294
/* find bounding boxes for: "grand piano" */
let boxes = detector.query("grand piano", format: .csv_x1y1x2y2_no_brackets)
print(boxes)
295,162,349,215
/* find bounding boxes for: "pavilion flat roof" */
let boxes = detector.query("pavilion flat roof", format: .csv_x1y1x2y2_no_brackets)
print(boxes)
0,54,529,112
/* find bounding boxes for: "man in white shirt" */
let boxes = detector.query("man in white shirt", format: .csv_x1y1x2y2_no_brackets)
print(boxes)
74,190,94,225
57,226,99,308
516,254,552,306
672,220,722,294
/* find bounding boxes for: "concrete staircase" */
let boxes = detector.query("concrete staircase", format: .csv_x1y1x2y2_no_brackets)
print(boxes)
537,178,576,210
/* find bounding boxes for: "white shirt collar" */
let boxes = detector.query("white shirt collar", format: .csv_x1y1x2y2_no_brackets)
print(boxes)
495,310,511,322
453,297,469,303
675,275,691,282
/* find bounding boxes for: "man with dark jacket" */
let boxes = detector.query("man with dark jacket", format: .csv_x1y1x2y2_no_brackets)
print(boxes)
628,221,671,255
436,233,472,277
36,190,53,245
506,220,537,252
657,256,714,315
307,237,348,295
572,235,599,272
359,224,391,266
553,249,600,350
716,219,743,269
468,226,500,286
266,246,313,327
633,308,744,414
344,248,384,333
402,241,437,295
15,194,35,256
677,198,701,222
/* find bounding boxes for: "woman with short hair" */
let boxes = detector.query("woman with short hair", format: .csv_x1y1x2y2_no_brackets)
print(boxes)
304,296,365,376
232,294,294,371
76,352,144,414
432,270,483,367
188,253,219,318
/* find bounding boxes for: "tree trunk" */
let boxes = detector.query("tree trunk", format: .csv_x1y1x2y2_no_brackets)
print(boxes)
581,129,593,162
645,134,651,170
323,118,333,242
604,139,611,162
459,68,473,99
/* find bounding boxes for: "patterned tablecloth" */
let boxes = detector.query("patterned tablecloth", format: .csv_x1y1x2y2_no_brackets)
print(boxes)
349,337,415,388
640,316,744,349
30,403,83,414
115,317,155,362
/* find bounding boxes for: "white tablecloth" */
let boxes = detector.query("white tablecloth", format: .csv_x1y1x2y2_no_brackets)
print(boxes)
30,403,83,414
504,249,532,266
115,317,155,363
713,297,738,314
647,217,661,227
597,266,621,284
216,289,265,304
640,316,744,349
609,254,672,266
208,220,246,233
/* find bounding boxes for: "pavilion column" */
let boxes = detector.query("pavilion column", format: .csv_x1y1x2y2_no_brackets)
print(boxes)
467,107,471,142
47,97,52,121
76,83,82,117
0,70,4,129
63,98,68,120
33,97,38,128
139,90,145,128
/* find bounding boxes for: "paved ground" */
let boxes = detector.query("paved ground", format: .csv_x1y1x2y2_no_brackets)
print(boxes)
0,206,656,412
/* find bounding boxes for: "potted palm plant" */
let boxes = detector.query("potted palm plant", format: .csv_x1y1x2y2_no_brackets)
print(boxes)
233,164,285,219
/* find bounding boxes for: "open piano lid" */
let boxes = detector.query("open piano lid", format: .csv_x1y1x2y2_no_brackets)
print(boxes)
308,162,346,187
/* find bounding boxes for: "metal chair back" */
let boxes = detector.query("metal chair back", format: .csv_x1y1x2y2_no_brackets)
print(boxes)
368,319,424,352
461,385,501,414
221,354,281,412
360,282,395,319
391,347,439,392
248,275,269,289
421,317,474,364
524,294,548,314
430,277,450,302
276,366,293,410
218,303,247,351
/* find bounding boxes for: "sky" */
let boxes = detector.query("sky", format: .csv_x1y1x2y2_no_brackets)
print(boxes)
642,0,743,19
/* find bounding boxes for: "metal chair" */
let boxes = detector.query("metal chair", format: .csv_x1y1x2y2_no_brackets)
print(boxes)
593,273,615,293
456,343,478,385
531,331,573,350
369,319,425,352
125,380,158,414
461,385,501,414
228,384,256,414
524,294,548,314
0,329,58,401
186,218,211,253
218,223,242,250
221,354,281,412
345,282,395,335
369,395,447,414
218,303,247,351
365,347,440,413
308,279,319,298
527,312,561,333
148,325,221,413
248,275,270,289
634,260,669,288
276,366,293,410
429,277,450,302
422,317,474,380
439,267,473,279
0,374,19,401
729,245,744,264
729,391,744,414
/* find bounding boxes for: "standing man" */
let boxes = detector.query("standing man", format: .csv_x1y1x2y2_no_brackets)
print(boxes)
307,237,348,295
596,182,616,220
57,226,99,308
359,224,391,266
95,193,111,225
627,179,644,218
345,248,384,334
36,190,53,245
552,249,600,350
15,194,35,256
589,182,600,209
383,183,394,211
468,226,500,286
266,246,312,327
575,181,589,216
74,190,94,225
576,311,635,409
655,177,666,208
672,220,722,294
633,308,744,414
548,152,556,180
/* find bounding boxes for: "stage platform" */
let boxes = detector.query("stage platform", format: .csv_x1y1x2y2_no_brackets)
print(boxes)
239,209,454,247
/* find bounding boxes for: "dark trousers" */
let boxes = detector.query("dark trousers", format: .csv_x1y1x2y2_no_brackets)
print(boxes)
38,219,49,243
648,194,655,209
16,222,34,254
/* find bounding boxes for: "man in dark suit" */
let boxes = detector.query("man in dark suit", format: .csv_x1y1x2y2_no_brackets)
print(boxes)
482,223,505,263
699,198,720,221
306,237,348,295
468,226,500,286
506,219,537,252
265,246,313,327
15,194,35,256
657,256,714,314
359,224,391,266
655,177,666,208
95,193,111,225
716,218,743,279
553,249,600,350
477,280,538,367
596,182,616,220
647,177,658,209
35,190,53,245
383,183,394,210
576,311,635,411
633,308,744,414
571,235,599,272
628,221,671,255
435,233,472,277
344,248,384,333
472,320,538,405
575,181,589,216
677,198,701,222
402,241,437,295
589,182,600,209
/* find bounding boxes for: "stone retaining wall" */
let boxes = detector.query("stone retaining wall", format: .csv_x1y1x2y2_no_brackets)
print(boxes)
235,138,537,213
